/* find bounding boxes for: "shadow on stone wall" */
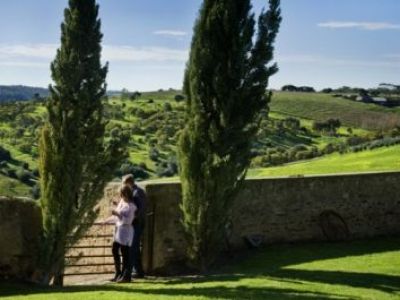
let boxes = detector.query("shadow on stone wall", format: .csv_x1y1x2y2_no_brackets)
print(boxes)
0,197,42,281
141,171,400,274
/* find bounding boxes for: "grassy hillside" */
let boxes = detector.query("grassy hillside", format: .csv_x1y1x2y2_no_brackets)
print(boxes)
2,237,399,299
1,90,400,198
249,144,400,178
270,92,400,130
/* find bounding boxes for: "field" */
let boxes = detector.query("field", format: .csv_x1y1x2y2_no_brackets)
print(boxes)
1,237,399,299
271,92,400,131
249,144,400,178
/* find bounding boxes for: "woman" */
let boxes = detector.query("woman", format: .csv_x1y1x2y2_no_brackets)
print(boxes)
104,184,137,283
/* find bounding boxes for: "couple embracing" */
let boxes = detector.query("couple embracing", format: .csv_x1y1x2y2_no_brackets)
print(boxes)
104,174,146,283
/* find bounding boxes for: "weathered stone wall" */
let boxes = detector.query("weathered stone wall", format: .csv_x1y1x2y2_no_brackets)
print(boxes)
0,197,42,281
143,172,400,274
4,172,399,279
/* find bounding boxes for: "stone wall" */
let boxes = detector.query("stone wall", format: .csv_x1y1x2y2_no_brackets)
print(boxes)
0,197,42,281
143,172,400,274
2,171,399,279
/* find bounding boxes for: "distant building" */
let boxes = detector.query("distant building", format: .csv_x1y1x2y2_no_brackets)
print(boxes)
356,95,389,106
356,95,373,103
372,97,388,104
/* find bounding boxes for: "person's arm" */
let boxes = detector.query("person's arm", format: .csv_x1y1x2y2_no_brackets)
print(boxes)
119,204,136,225
102,215,117,224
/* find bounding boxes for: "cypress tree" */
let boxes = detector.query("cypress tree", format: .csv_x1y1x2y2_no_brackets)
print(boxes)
38,0,126,285
179,0,281,270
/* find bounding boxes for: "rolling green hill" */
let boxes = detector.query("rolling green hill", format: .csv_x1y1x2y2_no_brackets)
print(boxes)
270,92,400,131
249,144,400,178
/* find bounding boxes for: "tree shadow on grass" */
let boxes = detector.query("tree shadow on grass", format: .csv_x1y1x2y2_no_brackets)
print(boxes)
0,283,357,300
1,237,399,299
272,269,400,294
145,238,400,295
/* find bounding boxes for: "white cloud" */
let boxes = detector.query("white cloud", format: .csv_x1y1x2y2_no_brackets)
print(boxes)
0,61,48,68
277,54,400,69
103,45,188,62
0,43,189,65
153,30,187,37
0,44,57,60
318,21,400,30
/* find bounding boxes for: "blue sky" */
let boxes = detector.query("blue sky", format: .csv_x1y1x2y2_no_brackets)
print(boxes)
0,0,399,91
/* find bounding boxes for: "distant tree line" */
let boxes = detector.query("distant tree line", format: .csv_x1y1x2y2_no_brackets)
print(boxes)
0,85,49,102
281,85,316,93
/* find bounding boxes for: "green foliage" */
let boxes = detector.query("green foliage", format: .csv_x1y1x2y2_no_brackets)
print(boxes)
38,0,126,285
0,146,11,161
313,119,341,135
179,0,281,269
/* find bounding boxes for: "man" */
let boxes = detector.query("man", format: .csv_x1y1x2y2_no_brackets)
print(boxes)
122,174,146,280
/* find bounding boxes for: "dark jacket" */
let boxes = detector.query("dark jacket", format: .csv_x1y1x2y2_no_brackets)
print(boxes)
132,185,146,228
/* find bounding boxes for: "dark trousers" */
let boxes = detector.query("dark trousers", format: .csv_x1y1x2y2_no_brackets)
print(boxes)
112,242,130,278
129,223,144,277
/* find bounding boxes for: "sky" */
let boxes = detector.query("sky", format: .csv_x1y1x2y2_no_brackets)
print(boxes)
0,0,399,91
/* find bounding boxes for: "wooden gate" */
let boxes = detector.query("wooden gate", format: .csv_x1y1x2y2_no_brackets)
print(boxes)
64,223,115,277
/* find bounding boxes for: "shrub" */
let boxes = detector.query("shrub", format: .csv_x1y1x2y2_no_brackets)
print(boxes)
163,102,172,112
174,94,185,102
31,184,41,199
149,147,160,161
19,143,32,154
110,127,121,138
118,162,150,180
6,169,17,179
295,150,313,160
292,144,308,152
313,119,341,135
346,136,368,146
16,169,33,185
156,161,178,177
0,146,11,162
131,125,144,135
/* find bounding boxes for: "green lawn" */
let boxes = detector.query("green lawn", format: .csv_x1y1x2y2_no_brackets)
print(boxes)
249,145,400,178
1,238,399,299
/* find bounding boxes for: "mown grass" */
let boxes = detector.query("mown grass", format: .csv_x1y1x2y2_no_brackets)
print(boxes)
1,238,399,299
270,92,400,130
249,144,400,178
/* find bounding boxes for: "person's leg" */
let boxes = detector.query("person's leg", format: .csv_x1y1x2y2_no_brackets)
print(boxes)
112,242,122,281
118,245,131,282
128,236,135,277
132,224,145,277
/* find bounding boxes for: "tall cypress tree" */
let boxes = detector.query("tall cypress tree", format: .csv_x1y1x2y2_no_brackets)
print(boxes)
179,0,281,270
38,0,126,285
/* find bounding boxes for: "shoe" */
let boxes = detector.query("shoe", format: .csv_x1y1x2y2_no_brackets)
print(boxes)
116,276,131,283
110,273,121,282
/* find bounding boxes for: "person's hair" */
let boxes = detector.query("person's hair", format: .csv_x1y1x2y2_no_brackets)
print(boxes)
122,174,135,186
120,184,134,202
